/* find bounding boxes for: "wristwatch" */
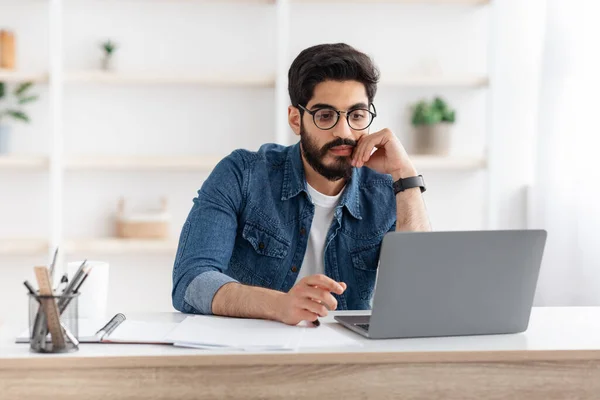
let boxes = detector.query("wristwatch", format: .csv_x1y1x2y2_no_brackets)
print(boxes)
393,175,426,195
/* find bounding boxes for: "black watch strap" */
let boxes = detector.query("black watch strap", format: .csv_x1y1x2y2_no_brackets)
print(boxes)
393,175,426,195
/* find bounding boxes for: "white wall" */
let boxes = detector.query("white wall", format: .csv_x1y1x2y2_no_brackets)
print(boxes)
0,0,544,324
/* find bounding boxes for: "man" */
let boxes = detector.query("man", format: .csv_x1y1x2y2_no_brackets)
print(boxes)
172,43,431,326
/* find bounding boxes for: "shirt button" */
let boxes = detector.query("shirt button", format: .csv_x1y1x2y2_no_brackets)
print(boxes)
291,266,298,273
300,228,306,235
258,242,265,250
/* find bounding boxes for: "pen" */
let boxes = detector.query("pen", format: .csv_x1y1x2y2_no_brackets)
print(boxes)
312,319,320,327
73,268,91,293
57,260,87,310
59,265,92,314
48,247,59,284
23,280,37,296
25,280,47,349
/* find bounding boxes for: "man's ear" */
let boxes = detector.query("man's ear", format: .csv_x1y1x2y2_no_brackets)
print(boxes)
288,105,301,136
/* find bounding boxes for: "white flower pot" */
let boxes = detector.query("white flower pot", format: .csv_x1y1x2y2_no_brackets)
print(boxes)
413,122,452,155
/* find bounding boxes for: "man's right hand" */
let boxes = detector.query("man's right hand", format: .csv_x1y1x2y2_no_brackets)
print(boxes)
276,274,347,326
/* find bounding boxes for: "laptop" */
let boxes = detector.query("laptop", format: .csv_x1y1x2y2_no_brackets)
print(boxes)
335,230,547,339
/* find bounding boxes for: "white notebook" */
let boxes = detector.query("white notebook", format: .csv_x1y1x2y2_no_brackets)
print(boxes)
166,315,362,351
16,313,179,344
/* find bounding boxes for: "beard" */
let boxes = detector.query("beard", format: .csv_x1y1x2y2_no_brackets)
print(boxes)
299,123,356,182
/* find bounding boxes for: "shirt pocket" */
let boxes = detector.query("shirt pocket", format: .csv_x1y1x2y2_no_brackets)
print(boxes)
350,242,382,301
229,222,290,287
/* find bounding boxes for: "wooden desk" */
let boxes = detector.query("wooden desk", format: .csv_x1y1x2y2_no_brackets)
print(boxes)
1,307,600,399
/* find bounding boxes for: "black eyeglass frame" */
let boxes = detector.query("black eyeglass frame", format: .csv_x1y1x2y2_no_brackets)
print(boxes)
297,103,377,131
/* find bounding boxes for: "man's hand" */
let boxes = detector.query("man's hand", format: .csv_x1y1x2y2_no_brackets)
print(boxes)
276,274,347,326
351,128,417,179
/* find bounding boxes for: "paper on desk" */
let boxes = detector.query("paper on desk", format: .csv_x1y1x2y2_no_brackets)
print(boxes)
165,316,362,351
103,320,180,344
166,315,301,350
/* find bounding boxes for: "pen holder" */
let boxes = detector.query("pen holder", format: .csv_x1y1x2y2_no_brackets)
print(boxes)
28,293,79,353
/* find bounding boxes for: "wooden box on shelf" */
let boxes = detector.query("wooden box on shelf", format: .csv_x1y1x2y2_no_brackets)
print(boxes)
115,198,170,239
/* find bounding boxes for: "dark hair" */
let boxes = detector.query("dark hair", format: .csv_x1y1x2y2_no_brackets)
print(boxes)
288,43,380,109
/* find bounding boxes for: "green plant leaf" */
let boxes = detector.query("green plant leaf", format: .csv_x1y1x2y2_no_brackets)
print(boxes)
5,110,30,123
14,82,33,96
18,95,39,105
423,109,443,125
0,82,5,99
411,101,428,126
442,110,456,123
101,40,117,54
432,97,447,112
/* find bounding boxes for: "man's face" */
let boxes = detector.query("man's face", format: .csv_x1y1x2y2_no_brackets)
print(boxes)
299,80,370,182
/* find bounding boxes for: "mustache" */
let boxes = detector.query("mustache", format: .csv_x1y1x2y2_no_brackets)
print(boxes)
321,138,357,154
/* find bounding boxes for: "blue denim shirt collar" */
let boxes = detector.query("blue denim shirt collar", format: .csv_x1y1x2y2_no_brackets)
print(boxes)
281,142,363,220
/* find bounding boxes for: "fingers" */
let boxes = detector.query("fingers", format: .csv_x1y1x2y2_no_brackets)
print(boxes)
301,285,338,311
299,298,329,317
284,274,346,324
303,274,345,295
282,308,320,326
352,135,376,168
296,309,321,324
352,129,394,168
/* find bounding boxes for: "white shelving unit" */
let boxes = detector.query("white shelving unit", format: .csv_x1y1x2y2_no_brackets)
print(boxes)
293,0,489,3
0,0,495,256
0,155,48,170
380,75,489,88
0,239,49,256
0,69,48,83
0,155,485,173
3,70,489,89
65,155,224,172
64,71,276,87
64,154,484,172
63,238,178,255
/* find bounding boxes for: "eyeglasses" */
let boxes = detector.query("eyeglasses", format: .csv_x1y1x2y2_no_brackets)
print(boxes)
298,104,377,131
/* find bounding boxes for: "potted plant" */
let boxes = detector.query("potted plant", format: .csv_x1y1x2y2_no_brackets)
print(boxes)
410,97,456,155
0,81,38,154
100,39,118,71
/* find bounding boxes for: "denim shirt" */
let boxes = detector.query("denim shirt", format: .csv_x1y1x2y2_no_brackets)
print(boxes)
172,142,397,314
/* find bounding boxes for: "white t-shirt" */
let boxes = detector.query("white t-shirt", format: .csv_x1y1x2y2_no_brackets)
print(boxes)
294,183,344,284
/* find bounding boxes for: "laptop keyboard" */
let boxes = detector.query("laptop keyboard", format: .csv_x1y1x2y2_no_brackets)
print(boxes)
355,323,370,331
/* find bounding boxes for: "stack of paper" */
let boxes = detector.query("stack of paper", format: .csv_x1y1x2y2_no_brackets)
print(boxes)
102,320,179,344
165,315,362,351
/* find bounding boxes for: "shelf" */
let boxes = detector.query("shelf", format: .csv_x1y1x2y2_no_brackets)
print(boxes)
0,69,48,83
0,70,486,88
380,75,489,88
412,155,486,170
66,155,223,171
0,155,483,172
64,154,484,172
293,0,490,3
0,155,49,170
64,71,276,87
0,239,48,256
64,238,178,255
98,0,275,2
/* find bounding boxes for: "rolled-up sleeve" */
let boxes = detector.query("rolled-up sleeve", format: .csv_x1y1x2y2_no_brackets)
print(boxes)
171,150,245,315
